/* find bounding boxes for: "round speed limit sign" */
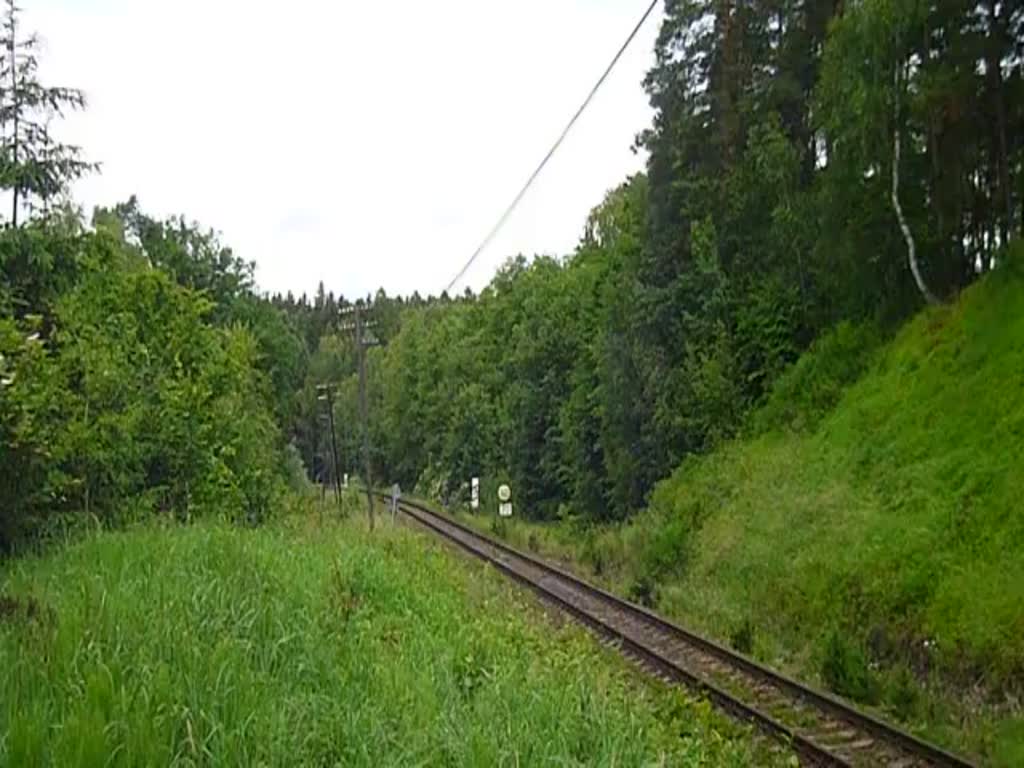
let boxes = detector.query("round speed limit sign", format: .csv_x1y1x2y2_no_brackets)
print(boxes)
497,484,511,502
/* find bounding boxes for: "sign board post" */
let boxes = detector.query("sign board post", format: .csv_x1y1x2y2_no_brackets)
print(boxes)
470,477,480,511
391,483,401,523
498,484,513,518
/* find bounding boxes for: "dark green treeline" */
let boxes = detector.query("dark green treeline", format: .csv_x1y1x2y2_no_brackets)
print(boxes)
3,0,1022,545
310,0,1023,520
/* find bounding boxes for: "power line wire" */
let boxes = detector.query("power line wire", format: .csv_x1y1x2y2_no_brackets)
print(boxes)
444,0,659,294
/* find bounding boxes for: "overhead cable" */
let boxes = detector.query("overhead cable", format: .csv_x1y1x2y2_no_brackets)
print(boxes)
444,0,659,294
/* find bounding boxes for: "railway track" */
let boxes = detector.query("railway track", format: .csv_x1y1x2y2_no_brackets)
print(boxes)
387,495,975,768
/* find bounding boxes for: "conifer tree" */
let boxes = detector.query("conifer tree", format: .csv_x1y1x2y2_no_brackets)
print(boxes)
0,0,95,225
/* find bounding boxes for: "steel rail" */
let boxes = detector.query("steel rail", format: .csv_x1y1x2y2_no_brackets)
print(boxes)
386,494,975,768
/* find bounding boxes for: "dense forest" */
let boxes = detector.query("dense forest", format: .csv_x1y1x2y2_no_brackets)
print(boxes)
0,0,309,548
309,0,1024,521
3,0,1023,552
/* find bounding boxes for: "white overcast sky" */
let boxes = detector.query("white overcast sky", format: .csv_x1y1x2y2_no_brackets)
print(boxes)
27,0,661,299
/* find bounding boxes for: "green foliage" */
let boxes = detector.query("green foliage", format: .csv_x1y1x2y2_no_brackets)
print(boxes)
821,629,879,705
0,224,89,319
0,209,296,549
0,0,96,225
815,0,1021,299
232,296,308,424
473,260,1024,762
729,619,755,656
0,514,787,766
753,321,882,434
635,508,693,587
338,0,1023,528
2,0,1023,755
0,314,59,546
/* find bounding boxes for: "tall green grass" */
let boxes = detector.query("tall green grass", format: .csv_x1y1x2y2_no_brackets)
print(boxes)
0,512,786,766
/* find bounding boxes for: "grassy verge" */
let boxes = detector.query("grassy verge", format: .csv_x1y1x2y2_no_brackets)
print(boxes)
442,256,1024,765
0,501,791,766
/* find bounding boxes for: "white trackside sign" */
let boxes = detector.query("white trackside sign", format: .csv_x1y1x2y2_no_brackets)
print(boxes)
497,484,512,517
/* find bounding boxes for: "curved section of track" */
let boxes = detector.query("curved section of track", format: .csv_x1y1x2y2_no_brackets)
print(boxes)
390,496,974,768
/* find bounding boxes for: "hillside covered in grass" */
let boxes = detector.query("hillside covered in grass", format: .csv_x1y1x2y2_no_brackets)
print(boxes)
638,250,1023,753
459,253,1023,764
0,510,787,767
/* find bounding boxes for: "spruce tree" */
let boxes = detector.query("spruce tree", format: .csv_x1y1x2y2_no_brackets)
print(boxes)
0,0,95,225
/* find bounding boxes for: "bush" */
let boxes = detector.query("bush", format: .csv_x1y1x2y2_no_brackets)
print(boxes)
0,317,61,551
282,443,311,493
730,619,755,655
2,247,288,548
628,574,656,607
821,629,878,704
884,666,920,721
753,321,881,434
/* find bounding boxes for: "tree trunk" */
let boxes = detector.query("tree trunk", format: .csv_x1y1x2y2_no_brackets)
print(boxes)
892,124,939,305
987,1,1012,245
9,7,17,227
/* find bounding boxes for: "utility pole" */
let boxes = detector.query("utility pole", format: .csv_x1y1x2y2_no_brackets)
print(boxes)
316,383,343,512
341,301,381,530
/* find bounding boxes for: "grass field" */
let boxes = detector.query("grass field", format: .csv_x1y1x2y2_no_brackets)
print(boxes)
0,505,790,766
448,254,1024,765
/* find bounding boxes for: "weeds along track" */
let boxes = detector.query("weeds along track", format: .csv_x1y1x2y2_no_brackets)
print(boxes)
390,497,974,768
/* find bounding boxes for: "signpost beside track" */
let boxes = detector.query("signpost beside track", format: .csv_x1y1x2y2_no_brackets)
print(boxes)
498,483,512,517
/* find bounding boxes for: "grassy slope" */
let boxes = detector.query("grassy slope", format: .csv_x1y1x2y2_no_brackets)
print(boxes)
652,256,1024,691
455,255,1024,763
0,509,788,767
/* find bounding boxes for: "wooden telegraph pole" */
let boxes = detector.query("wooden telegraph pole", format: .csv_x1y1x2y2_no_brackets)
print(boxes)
341,300,381,530
316,383,343,512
